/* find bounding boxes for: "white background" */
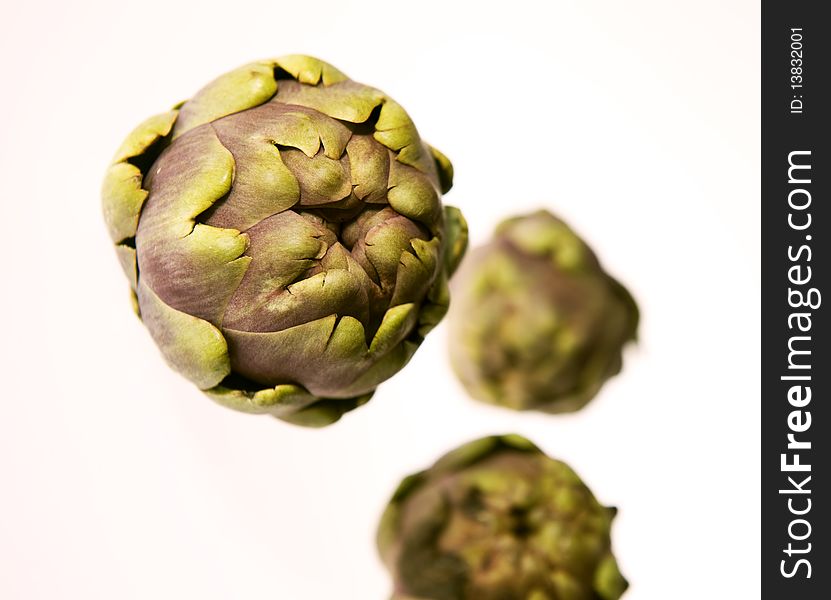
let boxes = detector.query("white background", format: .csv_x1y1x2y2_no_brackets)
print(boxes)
0,1,760,598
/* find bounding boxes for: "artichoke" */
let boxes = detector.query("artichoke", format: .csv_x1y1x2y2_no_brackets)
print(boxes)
448,211,637,414
102,55,467,427
377,435,627,600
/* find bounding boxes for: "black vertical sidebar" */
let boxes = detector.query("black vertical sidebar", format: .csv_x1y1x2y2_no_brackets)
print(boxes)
762,1,829,597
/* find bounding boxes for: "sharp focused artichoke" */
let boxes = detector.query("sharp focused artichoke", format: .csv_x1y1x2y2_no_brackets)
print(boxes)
102,55,467,427
448,211,637,414
377,435,627,600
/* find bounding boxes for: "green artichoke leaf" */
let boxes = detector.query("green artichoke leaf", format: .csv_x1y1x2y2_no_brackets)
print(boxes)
273,54,349,86
418,205,467,336
114,244,138,290
111,110,179,164
204,382,319,415
281,149,352,204
390,238,440,307
137,280,231,390
369,303,419,356
203,127,301,231
387,160,441,228
416,274,449,337
273,79,385,124
277,393,372,428
173,62,278,138
101,162,148,244
102,110,178,243
346,134,391,202
441,206,468,276
374,100,424,170
223,315,372,398
136,124,251,327
427,144,454,194
205,384,372,428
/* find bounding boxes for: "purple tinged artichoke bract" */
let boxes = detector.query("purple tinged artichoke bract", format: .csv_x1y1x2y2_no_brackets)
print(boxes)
377,435,628,600
102,55,467,427
448,211,638,414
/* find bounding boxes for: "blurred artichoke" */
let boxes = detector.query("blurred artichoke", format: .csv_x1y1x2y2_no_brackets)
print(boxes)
102,55,467,427
448,211,637,414
377,434,627,600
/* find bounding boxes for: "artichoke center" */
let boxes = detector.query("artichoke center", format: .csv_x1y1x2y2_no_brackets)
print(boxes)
507,505,535,539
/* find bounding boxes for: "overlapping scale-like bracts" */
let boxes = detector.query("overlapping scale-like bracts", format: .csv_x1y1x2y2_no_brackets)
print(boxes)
102,55,467,426
377,435,628,600
448,211,637,415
